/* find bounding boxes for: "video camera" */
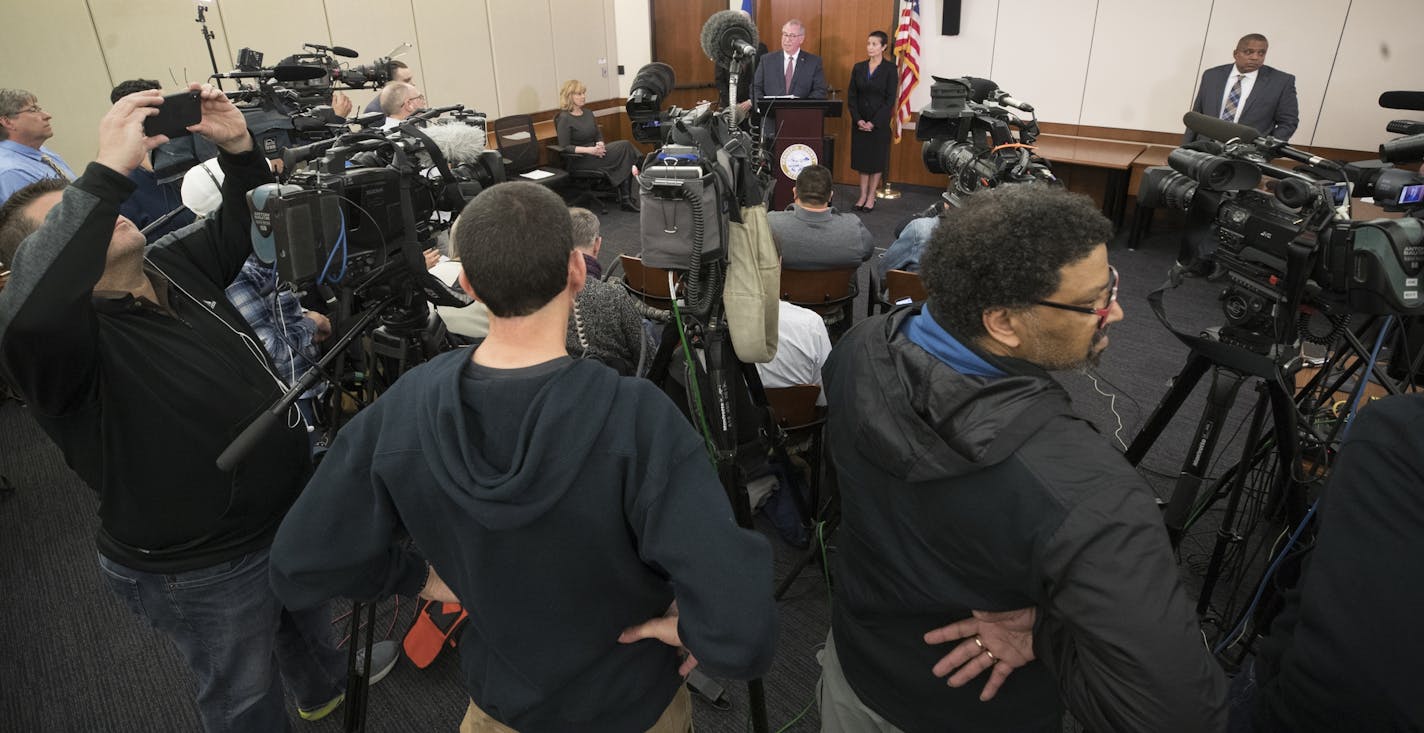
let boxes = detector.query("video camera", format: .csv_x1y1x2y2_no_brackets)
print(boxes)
215,43,410,157
916,75,1056,205
626,59,770,318
1139,110,1424,349
246,106,502,310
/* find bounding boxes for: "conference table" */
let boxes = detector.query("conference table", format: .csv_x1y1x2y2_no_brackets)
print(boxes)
1031,134,1146,229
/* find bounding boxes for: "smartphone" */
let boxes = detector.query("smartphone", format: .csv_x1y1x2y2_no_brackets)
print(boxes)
143,90,202,139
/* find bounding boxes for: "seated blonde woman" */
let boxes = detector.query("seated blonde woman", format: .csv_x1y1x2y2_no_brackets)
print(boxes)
555,79,642,211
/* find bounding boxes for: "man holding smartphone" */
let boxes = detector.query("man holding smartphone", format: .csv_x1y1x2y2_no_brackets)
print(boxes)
0,85,395,730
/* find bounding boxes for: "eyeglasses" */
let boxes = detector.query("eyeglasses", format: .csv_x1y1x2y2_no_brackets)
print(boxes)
1034,265,1119,329
7,105,43,116
782,32,804,37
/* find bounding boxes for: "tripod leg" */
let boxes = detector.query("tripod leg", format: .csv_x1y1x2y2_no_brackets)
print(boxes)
1125,352,1212,466
1195,384,1272,616
1163,365,1248,547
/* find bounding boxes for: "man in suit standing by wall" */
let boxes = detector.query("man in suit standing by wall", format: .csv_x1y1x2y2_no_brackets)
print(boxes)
1185,33,1298,143
752,19,828,101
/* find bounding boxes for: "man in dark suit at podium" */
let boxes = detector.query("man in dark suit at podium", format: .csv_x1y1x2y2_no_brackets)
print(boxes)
752,19,828,101
1184,33,1298,144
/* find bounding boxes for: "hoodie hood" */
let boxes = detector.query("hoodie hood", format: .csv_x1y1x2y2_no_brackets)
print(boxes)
824,305,1076,483
409,350,621,530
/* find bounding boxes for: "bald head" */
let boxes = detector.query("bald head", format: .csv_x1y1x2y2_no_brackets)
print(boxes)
380,82,424,119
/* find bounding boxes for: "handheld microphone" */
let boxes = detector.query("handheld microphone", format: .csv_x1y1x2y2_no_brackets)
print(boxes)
700,9,759,69
991,90,1035,113
304,42,359,59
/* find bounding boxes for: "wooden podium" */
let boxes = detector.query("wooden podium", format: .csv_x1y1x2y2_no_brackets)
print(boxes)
756,98,843,210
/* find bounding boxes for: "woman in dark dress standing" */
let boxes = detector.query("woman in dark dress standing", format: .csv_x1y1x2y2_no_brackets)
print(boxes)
556,79,642,211
848,31,896,212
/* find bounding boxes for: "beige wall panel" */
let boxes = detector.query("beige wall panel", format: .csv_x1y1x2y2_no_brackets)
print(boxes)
549,0,614,102
613,0,652,97
410,0,500,117
488,1,559,113
88,0,231,89
1195,0,1349,145
602,0,622,100
324,0,419,113
0,0,115,167
1314,0,1424,152
1080,0,1212,133
988,0,1095,125
217,0,330,69
911,0,999,111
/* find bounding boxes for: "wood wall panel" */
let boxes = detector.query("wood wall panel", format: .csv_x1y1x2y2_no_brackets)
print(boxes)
650,0,720,93
821,1,898,185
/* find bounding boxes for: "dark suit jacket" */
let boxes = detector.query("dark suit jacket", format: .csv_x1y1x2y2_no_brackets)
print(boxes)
752,50,828,100
1184,64,1299,144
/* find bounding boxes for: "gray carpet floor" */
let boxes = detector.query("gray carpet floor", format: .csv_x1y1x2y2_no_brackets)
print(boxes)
0,180,1271,731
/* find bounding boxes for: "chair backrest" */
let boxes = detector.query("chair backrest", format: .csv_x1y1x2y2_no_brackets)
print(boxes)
619,254,681,306
779,267,857,306
492,114,540,174
885,269,927,305
764,384,824,430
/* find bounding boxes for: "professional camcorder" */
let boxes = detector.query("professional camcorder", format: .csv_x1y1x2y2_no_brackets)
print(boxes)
626,58,770,318
216,43,411,157
916,75,1056,205
246,106,502,307
1140,111,1424,349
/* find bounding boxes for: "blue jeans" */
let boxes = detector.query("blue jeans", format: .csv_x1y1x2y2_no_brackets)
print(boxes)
98,547,346,733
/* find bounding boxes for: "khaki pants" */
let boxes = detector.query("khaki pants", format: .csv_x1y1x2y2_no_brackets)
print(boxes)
459,684,692,733
819,630,906,733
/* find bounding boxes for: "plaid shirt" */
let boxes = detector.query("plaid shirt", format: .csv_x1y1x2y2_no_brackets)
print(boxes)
225,255,323,398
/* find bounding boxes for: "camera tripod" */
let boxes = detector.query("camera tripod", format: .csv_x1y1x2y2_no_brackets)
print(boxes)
217,284,452,732
645,300,795,733
1127,300,1406,622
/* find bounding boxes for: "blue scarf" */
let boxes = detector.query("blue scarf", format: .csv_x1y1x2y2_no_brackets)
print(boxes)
903,309,1005,378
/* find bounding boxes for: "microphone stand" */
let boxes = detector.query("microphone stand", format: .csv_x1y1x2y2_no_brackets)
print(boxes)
195,3,222,91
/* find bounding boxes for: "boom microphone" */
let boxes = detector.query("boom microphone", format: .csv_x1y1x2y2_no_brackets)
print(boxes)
1183,111,1332,168
1183,111,1261,144
962,76,1000,103
415,122,489,166
700,9,759,69
304,42,360,59
1379,91,1424,112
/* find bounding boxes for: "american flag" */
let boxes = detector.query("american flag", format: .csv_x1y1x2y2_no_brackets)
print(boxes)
893,0,921,142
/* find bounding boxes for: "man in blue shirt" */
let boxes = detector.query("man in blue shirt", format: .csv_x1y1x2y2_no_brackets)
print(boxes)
0,89,75,205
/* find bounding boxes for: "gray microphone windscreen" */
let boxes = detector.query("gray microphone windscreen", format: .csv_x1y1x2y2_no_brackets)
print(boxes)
700,9,757,69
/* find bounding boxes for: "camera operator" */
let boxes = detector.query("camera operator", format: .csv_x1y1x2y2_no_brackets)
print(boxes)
362,59,413,115
0,85,361,729
269,182,776,732
1231,394,1424,731
818,184,1226,732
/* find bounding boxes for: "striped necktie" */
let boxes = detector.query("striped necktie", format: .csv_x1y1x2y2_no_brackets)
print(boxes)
1220,75,1243,122
784,56,795,94
40,154,71,181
